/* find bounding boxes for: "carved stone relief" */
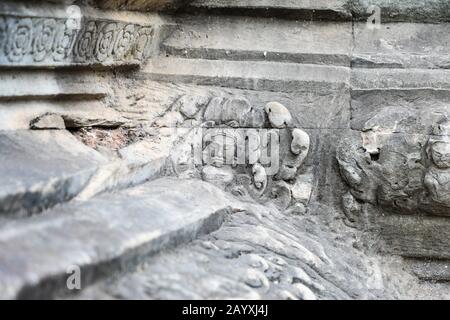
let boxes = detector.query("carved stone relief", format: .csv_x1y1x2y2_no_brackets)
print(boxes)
0,15,154,67
337,118,450,218
158,94,313,212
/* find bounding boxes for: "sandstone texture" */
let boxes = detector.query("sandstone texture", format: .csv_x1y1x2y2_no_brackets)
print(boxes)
0,0,449,300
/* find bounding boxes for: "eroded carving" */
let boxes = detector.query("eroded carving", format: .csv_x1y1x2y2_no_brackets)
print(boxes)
160,97,312,212
337,119,450,217
204,97,266,128
0,15,154,67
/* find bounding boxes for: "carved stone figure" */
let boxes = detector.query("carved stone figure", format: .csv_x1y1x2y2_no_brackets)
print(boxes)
423,122,450,215
337,120,450,217
203,97,265,128
291,129,310,156
265,102,292,128
252,163,267,192
277,129,310,182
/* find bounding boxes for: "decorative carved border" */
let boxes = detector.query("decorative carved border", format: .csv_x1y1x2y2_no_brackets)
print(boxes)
0,15,154,67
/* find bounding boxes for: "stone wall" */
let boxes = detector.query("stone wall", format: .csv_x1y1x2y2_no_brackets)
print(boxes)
0,0,449,299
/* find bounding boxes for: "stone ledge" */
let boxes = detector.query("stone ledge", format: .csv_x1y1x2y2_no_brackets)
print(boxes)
142,57,351,92
0,178,240,299
162,15,352,66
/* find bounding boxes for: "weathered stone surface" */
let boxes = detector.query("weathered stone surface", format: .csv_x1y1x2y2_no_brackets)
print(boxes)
142,57,351,92
409,259,450,281
74,128,180,201
0,130,106,217
0,0,449,301
75,203,390,300
353,23,450,69
351,90,450,134
0,71,109,100
114,80,350,129
349,0,450,23
30,113,66,130
377,214,450,259
98,0,189,11
0,2,161,68
336,132,450,217
0,100,127,130
352,68,450,91
163,16,352,66
0,178,242,299
187,0,352,20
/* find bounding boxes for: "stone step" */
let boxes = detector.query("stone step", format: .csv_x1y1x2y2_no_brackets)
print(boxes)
0,178,241,299
184,0,352,21
0,130,107,218
353,23,450,69
0,128,175,217
162,15,352,66
142,57,350,92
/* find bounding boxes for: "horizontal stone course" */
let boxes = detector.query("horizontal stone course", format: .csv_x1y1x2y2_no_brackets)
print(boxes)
142,57,351,92
353,23,450,69
186,0,352,20
163,16,352,66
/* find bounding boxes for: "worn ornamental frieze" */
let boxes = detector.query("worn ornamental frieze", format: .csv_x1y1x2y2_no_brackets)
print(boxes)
0,13,154,67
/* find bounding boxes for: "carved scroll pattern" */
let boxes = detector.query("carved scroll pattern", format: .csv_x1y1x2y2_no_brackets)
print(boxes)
0,15,154,67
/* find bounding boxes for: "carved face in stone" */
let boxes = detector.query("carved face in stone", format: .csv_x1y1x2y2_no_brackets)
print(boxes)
431,141,450,169
252,163,267,191
291,129,310,158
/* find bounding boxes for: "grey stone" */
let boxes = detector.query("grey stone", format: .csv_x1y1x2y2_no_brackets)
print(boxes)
98,0,189,11
265,102,292,129
353,23,450,69
201,165,235,188
125,80,350,130
75,203,398,300
336,131,450,217
409,259,450,281
0,178,242,299
142,57,351,93
0,1,161,68
350,90,450,134
0,100,127,131
188,0,352,20
30,113,65,130
377,214,450,259
163,16,352,66
0,130,106,217
349,0,450,23
0,71,109,101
